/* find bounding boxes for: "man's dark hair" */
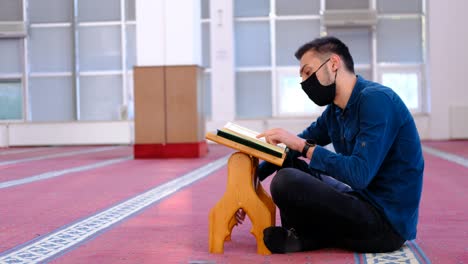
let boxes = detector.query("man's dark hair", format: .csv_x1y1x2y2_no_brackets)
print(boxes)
295,36,355,73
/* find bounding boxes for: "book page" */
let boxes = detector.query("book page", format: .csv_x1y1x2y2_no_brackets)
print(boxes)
224,122,263,141
223,122,286,149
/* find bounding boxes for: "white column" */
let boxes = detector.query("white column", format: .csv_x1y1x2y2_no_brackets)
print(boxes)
135,0,201,66
136,0,165,66
165,0,201,65
427,0,468,139
210,0,236,123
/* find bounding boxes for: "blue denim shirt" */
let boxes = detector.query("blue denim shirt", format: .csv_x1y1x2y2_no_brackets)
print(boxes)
259,76,424,240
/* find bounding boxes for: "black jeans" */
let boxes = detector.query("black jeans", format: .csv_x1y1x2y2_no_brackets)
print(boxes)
270,160,405,253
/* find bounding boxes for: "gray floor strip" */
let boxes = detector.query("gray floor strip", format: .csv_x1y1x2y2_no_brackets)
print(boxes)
0,156,132,190
0,155,229,263
422,146,468,168
0,146,124,167
0,147,56,156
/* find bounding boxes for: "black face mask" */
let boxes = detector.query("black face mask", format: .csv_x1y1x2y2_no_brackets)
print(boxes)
301,58,337,106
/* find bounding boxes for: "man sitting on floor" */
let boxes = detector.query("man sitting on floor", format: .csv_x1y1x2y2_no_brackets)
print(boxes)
236,36,424,253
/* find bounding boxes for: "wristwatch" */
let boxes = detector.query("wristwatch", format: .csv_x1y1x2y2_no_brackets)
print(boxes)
301,139,316,158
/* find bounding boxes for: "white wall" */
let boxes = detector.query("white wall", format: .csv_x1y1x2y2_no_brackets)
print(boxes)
0,122,133,147
0,125,8,147
427,0,468,139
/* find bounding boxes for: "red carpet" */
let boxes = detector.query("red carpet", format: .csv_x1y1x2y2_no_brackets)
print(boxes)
1,142,467,263
0,147,131,182
423,140,468,158
415,146,468,263
0,145,231,253
49,166,356,264
0,146,90,162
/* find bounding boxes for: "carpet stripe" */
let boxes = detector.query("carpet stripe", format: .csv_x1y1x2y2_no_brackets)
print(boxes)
422,145,468,168
407,241,426,264
0,156,132,189
354,253,362,264
0,146,124,167
0,147,56,156
0,155,229,263
362,242,422,263
408,241,432,264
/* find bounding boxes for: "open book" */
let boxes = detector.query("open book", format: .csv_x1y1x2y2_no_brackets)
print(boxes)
215,122,287,158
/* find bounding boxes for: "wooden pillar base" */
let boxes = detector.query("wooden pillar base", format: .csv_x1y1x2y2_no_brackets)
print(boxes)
209,152,276,255
134,141,208,159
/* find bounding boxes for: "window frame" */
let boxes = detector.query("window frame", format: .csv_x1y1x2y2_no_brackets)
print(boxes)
0,0,136,123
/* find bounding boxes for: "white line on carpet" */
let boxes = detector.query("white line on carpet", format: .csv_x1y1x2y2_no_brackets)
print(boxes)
0,147,57,156
0,146,125,167
422,146,468,168
0,156,132,189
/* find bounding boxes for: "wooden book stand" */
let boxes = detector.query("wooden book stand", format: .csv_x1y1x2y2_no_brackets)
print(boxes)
206,132,286,255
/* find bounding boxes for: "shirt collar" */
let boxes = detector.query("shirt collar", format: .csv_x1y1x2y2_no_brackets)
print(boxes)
333,75,365,115
344,75,365,110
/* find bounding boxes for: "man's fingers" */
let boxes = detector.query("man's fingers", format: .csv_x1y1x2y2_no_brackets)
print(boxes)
235,209,246,225
238,209,246,219
256,132,265,139
235,216,243,224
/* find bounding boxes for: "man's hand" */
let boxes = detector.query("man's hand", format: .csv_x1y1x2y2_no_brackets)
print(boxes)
235,209,246,225
257,128,305,152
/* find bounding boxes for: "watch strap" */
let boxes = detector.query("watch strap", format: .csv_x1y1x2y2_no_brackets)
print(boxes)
301,139,316,158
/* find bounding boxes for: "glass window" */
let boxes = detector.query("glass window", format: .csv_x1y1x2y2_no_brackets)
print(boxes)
29,77,75,121
201,0,210,19
0,40,22,74
382,73,419,110
78,0,121,22
126,25,136,70
79,26,122,71
326,0,369,10
236,71,272,118
0,81,22,120
355,68,372,80
0,0,22,21
326,27,371,64
234,0,270,17
235,22,271,67
276,20,320,66
125,72,134,120
377,18,422,63
126,0,136,21
29,0,72,23
276,70,323,116
29,27,73,73
377,0,422,14
202,23,211,68
276,0,320,16
79,75,123,121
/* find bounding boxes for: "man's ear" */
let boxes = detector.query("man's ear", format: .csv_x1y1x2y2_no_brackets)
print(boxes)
330,54,341,71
